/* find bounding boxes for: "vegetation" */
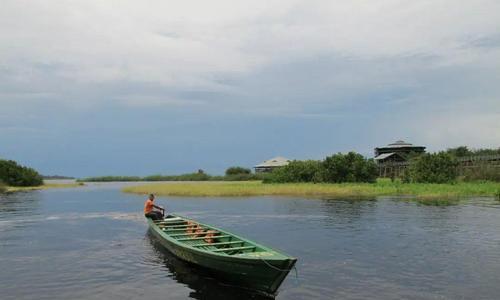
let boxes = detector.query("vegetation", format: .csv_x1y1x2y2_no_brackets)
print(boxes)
144,173,211,181
122,179,500,199
322,152,378,183
413,198,461,206
79,172,267,182
0,158,81,193
0,159,43,187
82,152,377,184
462,165,500,182
264,152,378,184
264,160,323,183
402,150,499,183
214,173,268,181
78,176,142,182
404,152,459,183
42,175,75,180
446,146,500,157
225,166,251,176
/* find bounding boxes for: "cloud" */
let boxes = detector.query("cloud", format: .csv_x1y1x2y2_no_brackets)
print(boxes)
417,111,500,150
0,0,499,175
2,1,499,88
118,95,205,107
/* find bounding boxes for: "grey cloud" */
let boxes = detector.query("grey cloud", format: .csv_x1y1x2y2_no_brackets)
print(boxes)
0,0,499,151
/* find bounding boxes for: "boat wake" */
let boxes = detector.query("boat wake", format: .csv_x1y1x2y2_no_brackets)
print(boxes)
0,212,145,232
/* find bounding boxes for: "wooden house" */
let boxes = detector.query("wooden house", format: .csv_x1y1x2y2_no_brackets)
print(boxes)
374,140,426,164
254,156,291,173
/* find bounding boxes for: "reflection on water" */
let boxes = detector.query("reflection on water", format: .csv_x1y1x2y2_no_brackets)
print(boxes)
1,184,500,300
0,192,42,235
0,192,40,217
145,231,273,300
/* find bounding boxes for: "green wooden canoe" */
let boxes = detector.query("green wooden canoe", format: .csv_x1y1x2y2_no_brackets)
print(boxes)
147,214,297,295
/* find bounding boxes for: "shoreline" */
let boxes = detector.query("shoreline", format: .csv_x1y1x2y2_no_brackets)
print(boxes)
121,180,500,200
4,182,84,193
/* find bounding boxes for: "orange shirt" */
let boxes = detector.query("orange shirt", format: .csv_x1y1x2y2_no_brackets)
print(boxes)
144,199,154,214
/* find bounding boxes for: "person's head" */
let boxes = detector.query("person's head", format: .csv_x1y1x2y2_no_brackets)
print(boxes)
149,194,155,201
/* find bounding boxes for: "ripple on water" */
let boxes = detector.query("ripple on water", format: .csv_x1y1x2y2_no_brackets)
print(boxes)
2,188,500,300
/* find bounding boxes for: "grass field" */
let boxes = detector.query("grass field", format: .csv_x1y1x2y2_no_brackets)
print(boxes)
122,179,500,201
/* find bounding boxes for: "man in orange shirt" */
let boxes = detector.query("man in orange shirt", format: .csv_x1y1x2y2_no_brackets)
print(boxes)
144,194,165,220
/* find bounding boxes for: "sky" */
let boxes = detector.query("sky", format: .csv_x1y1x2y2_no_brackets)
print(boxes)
1,0,500,177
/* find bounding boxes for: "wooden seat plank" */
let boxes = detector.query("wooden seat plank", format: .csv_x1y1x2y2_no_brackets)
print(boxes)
177,235,230,241
158,224,194,228
155,220,185,224
212,246,256,252
169,233,193,237
192,241,243,247
162,228,210,232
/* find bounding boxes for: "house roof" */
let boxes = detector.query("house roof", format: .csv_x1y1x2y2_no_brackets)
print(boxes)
388,140,413,146
254,156,291,168
374,152,398,160
377,140,425,149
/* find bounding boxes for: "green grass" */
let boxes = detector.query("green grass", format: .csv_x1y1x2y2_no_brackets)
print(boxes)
122,179,500,200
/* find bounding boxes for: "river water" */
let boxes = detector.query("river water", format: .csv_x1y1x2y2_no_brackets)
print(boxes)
1,183,500,300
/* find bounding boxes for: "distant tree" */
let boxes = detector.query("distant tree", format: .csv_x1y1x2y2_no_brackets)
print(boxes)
407,152,458,183
264,153,378,184
0,159,44,186
265,160,323,183
447,146,500,157
79,176,142,182
406,151,425,160
43,175,74,180
322,152,378,183
446,146,473,157
471,148,500,156
225,167,251,176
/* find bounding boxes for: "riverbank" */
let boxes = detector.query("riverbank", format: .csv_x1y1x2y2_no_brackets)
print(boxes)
4,182,84,193
122,180,500,200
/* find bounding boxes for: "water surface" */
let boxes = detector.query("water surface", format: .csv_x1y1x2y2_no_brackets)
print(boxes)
1,183,499,299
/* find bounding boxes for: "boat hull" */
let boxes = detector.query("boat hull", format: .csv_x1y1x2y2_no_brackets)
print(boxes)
147,217,296,295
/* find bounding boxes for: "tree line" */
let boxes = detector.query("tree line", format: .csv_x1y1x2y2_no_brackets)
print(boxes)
79,168,266,182
264,148,499,184
80,147,499,185
2,145,497,190
261,152,459,184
